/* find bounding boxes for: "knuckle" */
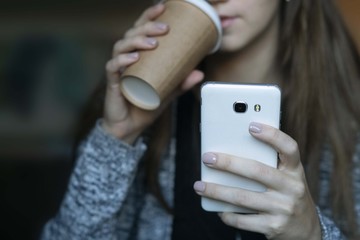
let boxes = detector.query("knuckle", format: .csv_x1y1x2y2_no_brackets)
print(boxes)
286,140,299,155
235,216,245,229
133,17,144,28
105,60,114,72
280,188,305,216
252,163,271,178
267,218,286,238
269,127,282,141
205,184,218,198
113,40,123,50
124,28,136,38
112,40,125,56
220,213,234,227
144,21,155,31
142,7,154,18
233,191,250,206
280,201,296,217
219,155,233,171
292,181,306,200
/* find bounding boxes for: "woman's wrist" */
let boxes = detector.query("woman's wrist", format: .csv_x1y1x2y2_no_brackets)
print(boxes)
101,120,141,145
308,211,322,240
309,224,322,240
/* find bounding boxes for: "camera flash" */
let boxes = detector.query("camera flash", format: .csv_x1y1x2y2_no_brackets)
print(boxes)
254,104,261,112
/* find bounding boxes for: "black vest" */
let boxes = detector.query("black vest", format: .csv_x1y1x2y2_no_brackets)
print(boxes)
172,92,267,240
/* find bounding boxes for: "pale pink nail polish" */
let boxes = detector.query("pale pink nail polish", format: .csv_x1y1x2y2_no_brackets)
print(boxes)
202,152,217,165
249,122,262,133
194,181,206,192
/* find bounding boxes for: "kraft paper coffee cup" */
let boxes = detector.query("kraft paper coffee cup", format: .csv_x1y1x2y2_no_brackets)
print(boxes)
120,0,222,110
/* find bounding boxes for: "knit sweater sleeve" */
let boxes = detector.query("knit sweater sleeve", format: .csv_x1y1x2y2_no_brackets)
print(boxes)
316,138,360,240
316,207,346,240
40,120,147,240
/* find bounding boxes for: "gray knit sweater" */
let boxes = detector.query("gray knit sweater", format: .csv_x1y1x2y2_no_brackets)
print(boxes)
41,120,360,239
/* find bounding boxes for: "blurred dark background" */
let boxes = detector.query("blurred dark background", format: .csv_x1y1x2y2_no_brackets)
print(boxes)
0,0,358,239
0,1,150,239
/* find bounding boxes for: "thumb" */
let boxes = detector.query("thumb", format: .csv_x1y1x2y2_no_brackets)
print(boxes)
180,69,204,91
248,122,301,171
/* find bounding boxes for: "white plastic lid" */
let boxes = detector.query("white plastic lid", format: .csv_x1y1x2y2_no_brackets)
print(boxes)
185,0,222,53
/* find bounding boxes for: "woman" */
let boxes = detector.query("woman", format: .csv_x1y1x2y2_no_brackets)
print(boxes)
41,0,360,239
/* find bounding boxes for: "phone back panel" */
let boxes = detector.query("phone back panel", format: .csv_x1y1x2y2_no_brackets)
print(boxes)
200,82,281,212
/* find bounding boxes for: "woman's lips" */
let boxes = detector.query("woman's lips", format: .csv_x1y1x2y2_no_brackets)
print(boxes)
220,16,236,28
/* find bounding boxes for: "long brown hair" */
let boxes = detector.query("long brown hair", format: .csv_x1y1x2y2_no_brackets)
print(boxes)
75,0,360,238
144,0,360,237
279,0,360,237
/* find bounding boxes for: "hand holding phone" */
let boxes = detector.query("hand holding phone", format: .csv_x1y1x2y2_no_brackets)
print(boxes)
200,82,281,213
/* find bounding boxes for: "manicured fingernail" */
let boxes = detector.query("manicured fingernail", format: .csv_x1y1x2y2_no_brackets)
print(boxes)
145,38,157,46
127,52,139,59
194,181,206,192
155,22,168,30
154,3,165,9
249,122,262,133
203,152,217,165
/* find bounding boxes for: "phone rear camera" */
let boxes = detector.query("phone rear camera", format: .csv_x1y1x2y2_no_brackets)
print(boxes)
233,102,247,113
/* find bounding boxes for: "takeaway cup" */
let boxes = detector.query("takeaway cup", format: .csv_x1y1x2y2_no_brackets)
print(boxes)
120,0,222,110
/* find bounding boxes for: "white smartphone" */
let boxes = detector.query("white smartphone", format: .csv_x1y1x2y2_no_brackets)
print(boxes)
200,82,281,213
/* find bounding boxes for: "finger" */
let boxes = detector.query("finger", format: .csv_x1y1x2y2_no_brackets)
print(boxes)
180,70,204,91
202,152,287,190
105,52,139,85
124,21,169,39
249,122,301,171
114,21,169,58
207,0,228,3
194,181,279,212
113,5,168,57
113,36,159,58
219,212,269,236
134,3,166,27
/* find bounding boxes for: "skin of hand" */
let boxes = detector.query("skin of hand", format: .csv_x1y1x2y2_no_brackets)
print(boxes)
194,122,321,240
103,3,204,144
